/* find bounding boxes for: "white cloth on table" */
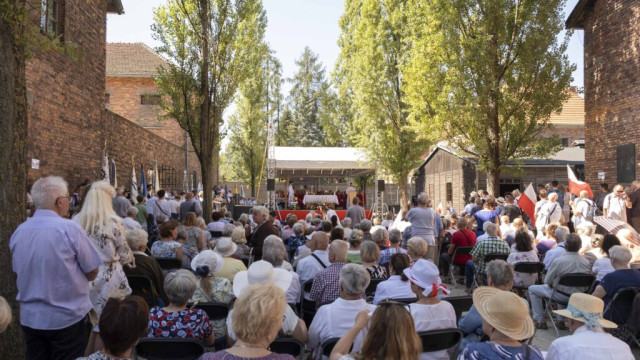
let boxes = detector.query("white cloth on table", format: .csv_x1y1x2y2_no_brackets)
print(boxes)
303,195,339,204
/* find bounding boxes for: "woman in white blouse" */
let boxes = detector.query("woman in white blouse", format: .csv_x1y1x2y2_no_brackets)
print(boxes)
372,253,416,304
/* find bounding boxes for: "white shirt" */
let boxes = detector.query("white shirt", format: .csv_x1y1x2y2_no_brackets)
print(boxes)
372,275,416,304
153,199,172,221
592,257,615,281
546,325,634,360
326,209,338,222
168,199,180,214
146,196,158,220
278,265,301,304
296,250,330,284
409,302,457,360
207,221,225,232
123,217,141,230
308,298,376,351
603,193,628,221
227,304,298,342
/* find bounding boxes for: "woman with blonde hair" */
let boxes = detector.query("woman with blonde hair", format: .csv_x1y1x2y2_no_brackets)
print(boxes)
330,304,422,360
232,225,251,261
407,237,428,265
180,212,205,251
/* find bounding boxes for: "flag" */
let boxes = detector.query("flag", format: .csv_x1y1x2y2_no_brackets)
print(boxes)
234,184,238,194
197,182,203,195
153,161,160,193
567,164,593,198
110,158,117,188
519,183,537,227
130,165,138,198
140,165,148,196
101,155,109,182
437,202,443,215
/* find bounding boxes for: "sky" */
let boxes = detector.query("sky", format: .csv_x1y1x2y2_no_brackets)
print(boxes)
107,0,585,92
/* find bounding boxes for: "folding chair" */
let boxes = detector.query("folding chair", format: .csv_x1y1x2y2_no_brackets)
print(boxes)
155,257,182,271
192,302,230,350
365,278,385,303
300,279,316,327
473,253,509,288
418,328,463,354
270,337,306,360
545,273,595,336
513,262,545,291
126,274,158,308
448,246,473,288
316,337,342,360
603,286,640,348
444,295,474,323
134,338,205,360
385,297,418,305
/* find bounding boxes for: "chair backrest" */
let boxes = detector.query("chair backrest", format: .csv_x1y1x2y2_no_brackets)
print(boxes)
418,328,463,353
630,262,640,270
192,302,230,321
604,286,640,325
365,278,385,296
483,253,509,263
556,273,596,289
300,279,317,327
445,296,474,323
513,262,545,275
270,337,305,359
126,274,157,308
388,297,418,305
155,257,182,270
135,338,205,360
319,337,342,358
453,246,473,257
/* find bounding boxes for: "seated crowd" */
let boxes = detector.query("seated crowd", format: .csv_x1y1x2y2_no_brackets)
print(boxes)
7,178,640,359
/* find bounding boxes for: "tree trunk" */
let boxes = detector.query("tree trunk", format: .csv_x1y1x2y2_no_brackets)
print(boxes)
0,1,28,357
198,0,212,223
250,173,255,198
486,167,501,197
398,180,409,214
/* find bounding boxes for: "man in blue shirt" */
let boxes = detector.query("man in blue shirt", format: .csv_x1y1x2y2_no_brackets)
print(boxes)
10,176,102,360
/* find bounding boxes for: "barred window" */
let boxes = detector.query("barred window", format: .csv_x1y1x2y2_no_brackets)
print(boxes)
41,0,64,38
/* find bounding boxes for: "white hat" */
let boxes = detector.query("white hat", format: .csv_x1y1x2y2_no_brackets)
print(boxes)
191,250,224,276
233,260,292,297
214,237,237,258
403,259,450,297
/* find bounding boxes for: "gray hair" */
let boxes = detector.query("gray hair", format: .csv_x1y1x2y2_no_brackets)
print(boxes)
548,192,559,201
305,213,313,222
263,236,286,267
196,217,206,228
342,217,352,228
407,237,428,258
372,228,389,246
251,205,269,218
360,240,380,263
125,228,148,250
127,206,138,216
339,263,370,296
609,245,632,266
329,239,348,262
486,260,514,288
576,222,595,237
417,192,429,206
292,223,304,235
389,229,402,244
484,222,498,236
222,223,235,236
238,213,250,223
311,218,321,226
555,226,570,242
116,186,125,195
565,233,583,252
164,269,197,306
156,214,167,224
349,229,364,247
31,176,68,210
231,226,247,245
360,219,372,232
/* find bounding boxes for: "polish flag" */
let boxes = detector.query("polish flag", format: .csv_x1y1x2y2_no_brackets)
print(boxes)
567,165,593,198
519,183,537,227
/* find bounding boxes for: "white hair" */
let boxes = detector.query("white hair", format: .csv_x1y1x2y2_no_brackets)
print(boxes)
360,219,372,232
548,192,559,201
341,217,352,228
263,236,287,267
292,223,304,235
484,222,498,236
164,269,197,305
74,181,121,236
609,245,632,266
340,264,370,296
251,205,269,218
127,206,138,216
31,176,68,210
555,226,570,243
417,192,429,206
125,228,148,250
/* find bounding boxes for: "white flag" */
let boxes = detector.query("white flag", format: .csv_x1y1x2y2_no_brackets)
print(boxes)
130,165,138,198
153,161,160,193
101,155,109,182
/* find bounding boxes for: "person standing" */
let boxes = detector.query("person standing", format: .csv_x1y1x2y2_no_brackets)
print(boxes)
406,192,437,255
603,184,632,222
595,183,609,216
345,197,365,226
112,186,131,218
288,181,295,209
248,206,280,261
628,180,640,232
179,192,202,221
10,176,102,360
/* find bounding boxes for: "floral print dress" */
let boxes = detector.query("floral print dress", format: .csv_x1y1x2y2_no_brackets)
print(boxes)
151,240,182,258
147,307,212,341
507,250,540,287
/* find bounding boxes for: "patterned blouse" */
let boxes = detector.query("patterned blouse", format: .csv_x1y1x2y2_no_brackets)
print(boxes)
76,351,128,360
366,264,389,280
233,244,251,260
147,307,212,341
151,240,181,258
191,276,234,339
507,250,540,288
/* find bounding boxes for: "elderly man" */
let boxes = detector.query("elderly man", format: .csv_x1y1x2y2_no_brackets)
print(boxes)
603,184,632,221
345,197,365,226
310,240,349,305
538,192,563,235
464,222,509,294
179,192,202,220
10,176,102,360
112,186,131,218
263,235,301,305
546,293,634,360
308,263,376,353
572,190,595,227
528,234,591,330
296,232,331,286
123,206,142,230
542,225,570,269
248,205,279,261
379,229,407,265
123,228,167,303
359,219,373,242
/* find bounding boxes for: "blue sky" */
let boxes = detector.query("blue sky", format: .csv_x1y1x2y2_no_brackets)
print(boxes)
107,0,585,92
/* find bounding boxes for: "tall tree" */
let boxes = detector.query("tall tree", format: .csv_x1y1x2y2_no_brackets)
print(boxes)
403,0,574,195
153,0,267,221
284,46,338,147
334,0,432,212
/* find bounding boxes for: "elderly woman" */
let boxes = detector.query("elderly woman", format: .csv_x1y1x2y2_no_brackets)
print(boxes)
232,226,251,261
407,193,438,254
379,229,408,266
347,229,364,264
191,250,234,304
359,219,373,242
79,296,149,360
373,253,416,304
407,236,429,264
286,222,307,260
150,219,183,262
196,216,212,245
214,237,247,283
123,229,168,304
281,214,298,241
592,234,621,281
536,222,559,255
201,284,296,360
342,217,353,239
372,227,390,250
263,236,302,305
147,270,214,346
458,287,542,359
507,231,540,288
361,240,388,280
179,212,205,252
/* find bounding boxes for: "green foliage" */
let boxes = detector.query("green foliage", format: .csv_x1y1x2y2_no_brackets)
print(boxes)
403,0,574,194
334,0,433,209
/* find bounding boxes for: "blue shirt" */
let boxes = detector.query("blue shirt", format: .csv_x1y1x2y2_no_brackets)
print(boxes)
601,269,640,323
459,342,543,360
543,242,566,269
473,209,499,237
10,210,102,330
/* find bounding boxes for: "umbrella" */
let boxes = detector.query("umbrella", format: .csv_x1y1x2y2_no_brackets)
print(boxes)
593,216,640,246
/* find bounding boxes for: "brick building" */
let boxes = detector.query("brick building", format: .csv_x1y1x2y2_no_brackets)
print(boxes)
567,0,640,189
26,0,200,191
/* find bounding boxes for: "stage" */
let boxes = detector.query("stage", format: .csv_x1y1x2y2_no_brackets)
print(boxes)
274,209,372,222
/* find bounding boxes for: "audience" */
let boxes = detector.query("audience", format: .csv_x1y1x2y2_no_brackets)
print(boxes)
347,229,364,264
296,232,331,285
342,217,353,239
536,223,559,255
263,236,302,305
147,270,214,346
542,225,570,269
180,212,205,252
214,237,247,284
439,216,476,277
310,240,349,305
248,205,280,261
379,229,407,266
373,253,416,304
123,206,141,230
407,236,429,264
360,219,373,242
191,250,234,305
176,230,198,270
361,240,388,280
330,227,345,242
150,219,183,262
231,226,251,261
281,214,298,241
592,234,621,281
464,222,509,294
507,231,540,288
123,229,168,304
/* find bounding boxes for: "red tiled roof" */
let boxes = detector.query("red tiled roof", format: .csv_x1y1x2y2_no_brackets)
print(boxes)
106,43,168,78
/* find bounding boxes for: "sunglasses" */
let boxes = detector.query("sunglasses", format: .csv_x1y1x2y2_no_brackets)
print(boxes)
378,299,411,311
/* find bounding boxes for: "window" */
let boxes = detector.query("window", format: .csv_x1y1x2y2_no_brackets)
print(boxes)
41,0,64,37
446,182,452,203
140,94,161,105
616,144,636,183
561,138,569,147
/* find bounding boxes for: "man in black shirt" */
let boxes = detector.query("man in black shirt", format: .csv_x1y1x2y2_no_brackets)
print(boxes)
500,194,522,223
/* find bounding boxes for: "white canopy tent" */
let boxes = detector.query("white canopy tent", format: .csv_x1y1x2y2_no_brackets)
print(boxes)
272,146,375,178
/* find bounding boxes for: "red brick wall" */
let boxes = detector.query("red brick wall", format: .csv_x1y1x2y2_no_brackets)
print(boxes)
583,0,640,191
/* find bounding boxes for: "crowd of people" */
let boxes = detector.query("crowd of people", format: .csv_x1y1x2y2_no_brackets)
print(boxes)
5,175,640,359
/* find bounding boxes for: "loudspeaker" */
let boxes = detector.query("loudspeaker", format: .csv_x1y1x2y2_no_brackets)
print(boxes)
267,179,275,191
377,180,385,191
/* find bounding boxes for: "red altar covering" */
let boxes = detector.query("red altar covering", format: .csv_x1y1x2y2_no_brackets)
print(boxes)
276,209,372,222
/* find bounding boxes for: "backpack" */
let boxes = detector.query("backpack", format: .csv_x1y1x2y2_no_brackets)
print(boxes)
582,199,595,222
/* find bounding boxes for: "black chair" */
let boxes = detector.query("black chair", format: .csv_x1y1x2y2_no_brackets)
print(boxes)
365,278,385,303
603,286,640,348
155,257,182,271
545,273,596,336
448,246,473,288
270,337,305,360
192,302,230,350
317,337,342,360
126,274,158,308
444,295,474,323
386,297,418,305
134,338,205,360
300,279,316,327
209,230,223,238
474,253,510,287
513,262,545,290
418,328,463,354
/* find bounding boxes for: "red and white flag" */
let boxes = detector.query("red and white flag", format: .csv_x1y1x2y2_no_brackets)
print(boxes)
519,183,537,227
567,165,593,198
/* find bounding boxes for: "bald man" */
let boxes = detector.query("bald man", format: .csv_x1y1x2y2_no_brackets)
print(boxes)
295,232,330,286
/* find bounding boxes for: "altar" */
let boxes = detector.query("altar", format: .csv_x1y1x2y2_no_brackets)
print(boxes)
302,194,339,205
275,209,372,222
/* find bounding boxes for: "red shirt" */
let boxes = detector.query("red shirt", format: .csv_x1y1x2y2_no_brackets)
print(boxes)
451,229,477,264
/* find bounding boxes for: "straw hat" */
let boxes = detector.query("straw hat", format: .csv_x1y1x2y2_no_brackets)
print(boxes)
403,259,450,297
473,287,535,340
214,237,237,258
553,293,617,329
233,260,292,297
191,250,224,276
